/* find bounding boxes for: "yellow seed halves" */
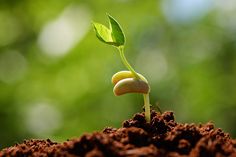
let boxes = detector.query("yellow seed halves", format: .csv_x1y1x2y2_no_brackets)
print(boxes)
113,78,150,96
112,70,148,85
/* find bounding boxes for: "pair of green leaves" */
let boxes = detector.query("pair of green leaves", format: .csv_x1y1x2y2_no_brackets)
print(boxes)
93,14,125,47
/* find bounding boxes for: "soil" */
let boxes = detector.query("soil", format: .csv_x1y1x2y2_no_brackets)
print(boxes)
1,110,236,157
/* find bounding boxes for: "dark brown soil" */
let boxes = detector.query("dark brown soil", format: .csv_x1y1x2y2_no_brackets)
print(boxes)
1,111,236,157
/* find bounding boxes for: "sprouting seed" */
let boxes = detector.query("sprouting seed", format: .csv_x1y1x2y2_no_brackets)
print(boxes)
93,14,158,123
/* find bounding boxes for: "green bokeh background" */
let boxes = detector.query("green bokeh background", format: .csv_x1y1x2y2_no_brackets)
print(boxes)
0,0,236,149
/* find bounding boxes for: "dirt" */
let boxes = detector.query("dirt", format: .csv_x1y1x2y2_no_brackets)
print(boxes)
1,110,236,157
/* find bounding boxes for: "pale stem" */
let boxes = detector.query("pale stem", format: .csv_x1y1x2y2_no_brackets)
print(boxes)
143,93,151,123
118,46,151,123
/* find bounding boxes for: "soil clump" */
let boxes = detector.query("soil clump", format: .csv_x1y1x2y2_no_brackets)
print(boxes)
1,111,236,157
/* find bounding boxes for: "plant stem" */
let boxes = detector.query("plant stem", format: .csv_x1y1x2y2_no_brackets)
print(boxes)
118,47,140,79
143,94,151,123
118,46,151,123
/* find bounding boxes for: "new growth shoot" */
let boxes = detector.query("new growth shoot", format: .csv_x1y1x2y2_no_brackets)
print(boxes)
93,14,151,123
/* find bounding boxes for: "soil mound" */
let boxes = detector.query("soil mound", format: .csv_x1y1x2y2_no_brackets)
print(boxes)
1,111,236,157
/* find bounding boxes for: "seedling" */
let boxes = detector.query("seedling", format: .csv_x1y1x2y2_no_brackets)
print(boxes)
93,14,152,123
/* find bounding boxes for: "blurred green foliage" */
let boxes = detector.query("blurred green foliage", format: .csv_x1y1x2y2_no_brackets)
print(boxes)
0,0,236,149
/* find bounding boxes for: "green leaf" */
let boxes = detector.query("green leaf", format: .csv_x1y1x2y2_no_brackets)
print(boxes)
108,14,125,46
92,15,125,47
92,22,113,44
